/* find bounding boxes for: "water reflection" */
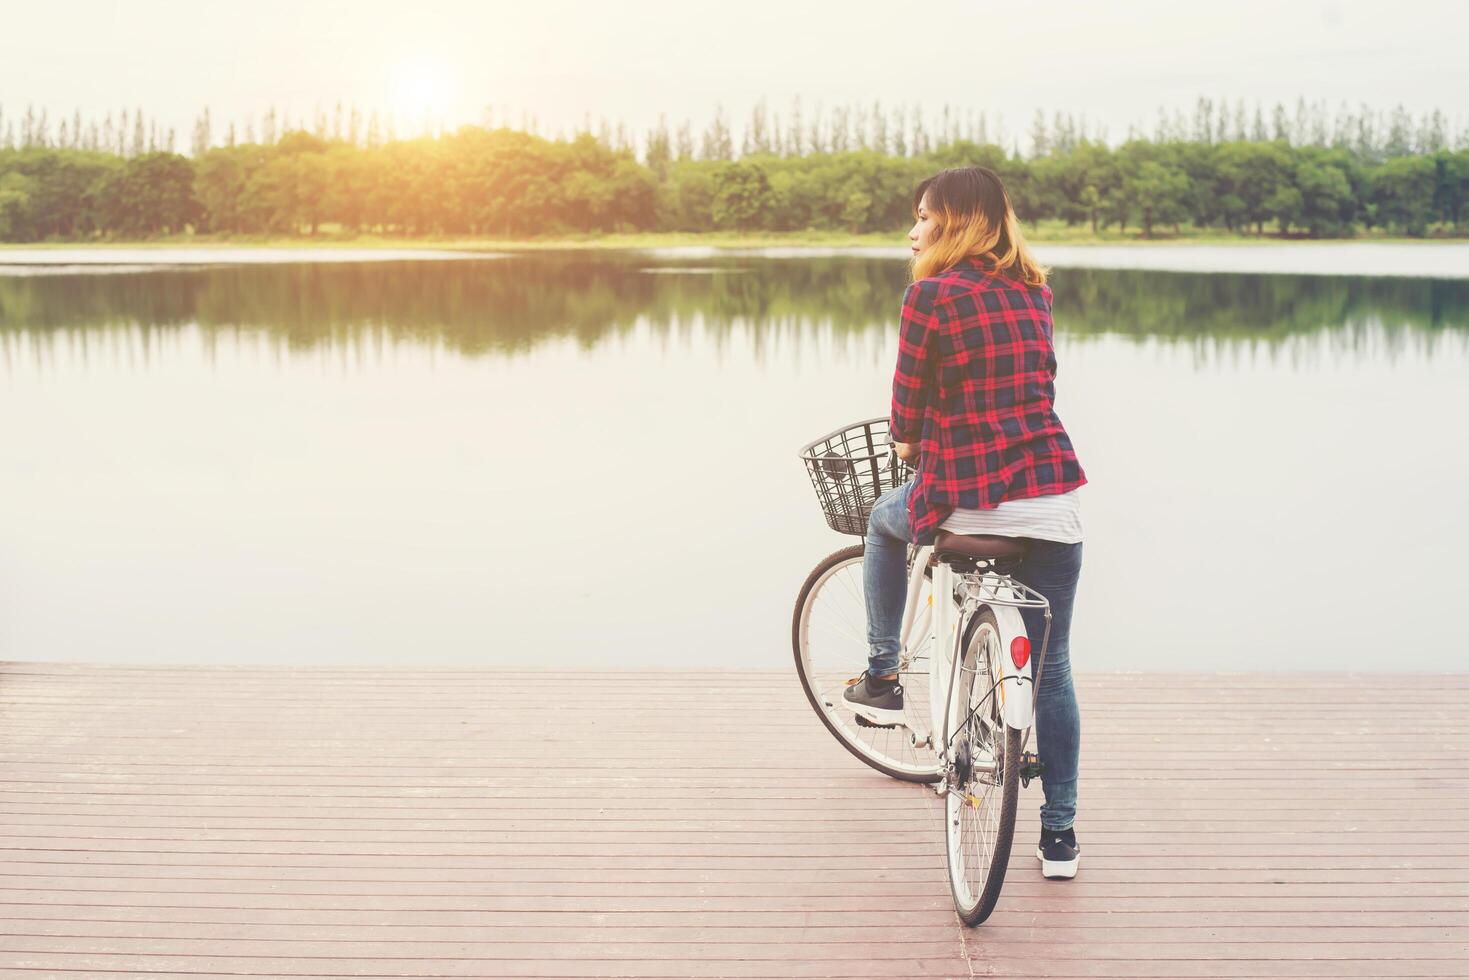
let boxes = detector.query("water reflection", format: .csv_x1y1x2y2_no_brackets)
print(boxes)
3,253,1467,367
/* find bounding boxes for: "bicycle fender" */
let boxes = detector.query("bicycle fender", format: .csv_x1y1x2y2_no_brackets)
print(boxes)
987,603,1035,730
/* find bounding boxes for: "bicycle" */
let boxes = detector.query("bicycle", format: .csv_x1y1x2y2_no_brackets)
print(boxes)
793,416,1051,926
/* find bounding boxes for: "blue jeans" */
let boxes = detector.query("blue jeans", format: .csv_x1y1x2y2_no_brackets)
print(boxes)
864,479,1083,832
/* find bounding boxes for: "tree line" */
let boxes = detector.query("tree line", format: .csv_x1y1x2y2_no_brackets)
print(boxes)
0,97,1466,242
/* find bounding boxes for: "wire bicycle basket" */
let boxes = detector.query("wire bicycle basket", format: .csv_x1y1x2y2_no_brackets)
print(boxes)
799,416,913,536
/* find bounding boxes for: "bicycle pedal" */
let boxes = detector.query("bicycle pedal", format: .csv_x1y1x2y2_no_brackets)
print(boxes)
1019,751,1044,787
855,714,901,730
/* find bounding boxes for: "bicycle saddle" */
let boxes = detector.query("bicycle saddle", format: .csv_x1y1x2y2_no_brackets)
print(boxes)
932,530,1028,562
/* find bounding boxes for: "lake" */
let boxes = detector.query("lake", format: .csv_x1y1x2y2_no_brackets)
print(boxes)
2,247,1466,672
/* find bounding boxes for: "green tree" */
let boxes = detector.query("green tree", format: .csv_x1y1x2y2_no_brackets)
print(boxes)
1131,161,1190,237
644,114,673,181
0,170,37,240
1293,156,1354,236
95,152,199,236
1078,184,1102,234
1215,141,1291,235
1266,184,1303,235
1048,142,1118,229
710,161,773,230
194,144,268,233
658,161,718,232
1433,149,1469,228
842,189,873,233
1371,155,1436,235
1172,141,1222,230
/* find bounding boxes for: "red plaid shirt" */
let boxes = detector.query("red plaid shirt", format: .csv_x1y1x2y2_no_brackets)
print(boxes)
890,255,1087,544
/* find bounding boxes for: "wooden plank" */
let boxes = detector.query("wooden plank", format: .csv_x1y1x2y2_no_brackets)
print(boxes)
1,863,1465,884
0,921,1464,944
4,905,1465,927
3,937,1460,964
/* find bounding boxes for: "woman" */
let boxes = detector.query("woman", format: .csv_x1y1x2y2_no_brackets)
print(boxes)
842,166,1087,880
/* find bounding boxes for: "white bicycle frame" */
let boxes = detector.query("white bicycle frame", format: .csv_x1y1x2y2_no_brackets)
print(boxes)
896,545,1050,762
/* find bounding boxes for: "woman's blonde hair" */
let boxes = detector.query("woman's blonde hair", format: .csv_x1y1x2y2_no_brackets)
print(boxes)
909,166,1048,287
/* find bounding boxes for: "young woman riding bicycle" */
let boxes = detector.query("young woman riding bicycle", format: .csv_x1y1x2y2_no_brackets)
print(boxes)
842,165,1088,879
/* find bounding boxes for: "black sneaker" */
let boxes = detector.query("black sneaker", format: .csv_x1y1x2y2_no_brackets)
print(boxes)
1036,826,1079,879
842,670,904,727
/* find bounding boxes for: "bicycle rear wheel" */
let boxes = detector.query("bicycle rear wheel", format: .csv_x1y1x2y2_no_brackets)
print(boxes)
945,607,1022,926
792,544,942,782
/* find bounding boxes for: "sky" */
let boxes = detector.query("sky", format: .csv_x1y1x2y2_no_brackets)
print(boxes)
3,0,1466,155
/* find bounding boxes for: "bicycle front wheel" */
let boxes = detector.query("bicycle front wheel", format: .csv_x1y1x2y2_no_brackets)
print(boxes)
945,606,1023,926
792,544,942,783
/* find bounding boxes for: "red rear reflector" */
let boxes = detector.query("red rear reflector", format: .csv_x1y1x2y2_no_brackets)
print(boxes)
1010,636,1031,669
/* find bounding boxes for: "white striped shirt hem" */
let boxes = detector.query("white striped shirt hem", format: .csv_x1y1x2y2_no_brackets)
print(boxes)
937,489,1083,544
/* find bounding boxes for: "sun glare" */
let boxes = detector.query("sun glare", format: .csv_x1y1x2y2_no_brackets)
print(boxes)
389,60,453,123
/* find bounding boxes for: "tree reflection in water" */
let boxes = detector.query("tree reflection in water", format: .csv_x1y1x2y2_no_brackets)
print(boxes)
3,253,1466,369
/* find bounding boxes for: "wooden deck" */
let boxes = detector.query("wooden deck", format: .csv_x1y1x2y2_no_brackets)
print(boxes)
0,663,1463,978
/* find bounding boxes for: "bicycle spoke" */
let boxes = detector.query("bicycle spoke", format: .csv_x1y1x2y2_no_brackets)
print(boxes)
833,566,865,607
811,612,867,650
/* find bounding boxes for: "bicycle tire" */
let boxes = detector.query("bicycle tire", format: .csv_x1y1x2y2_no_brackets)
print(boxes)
945,606,1023,926
791,543,941,783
